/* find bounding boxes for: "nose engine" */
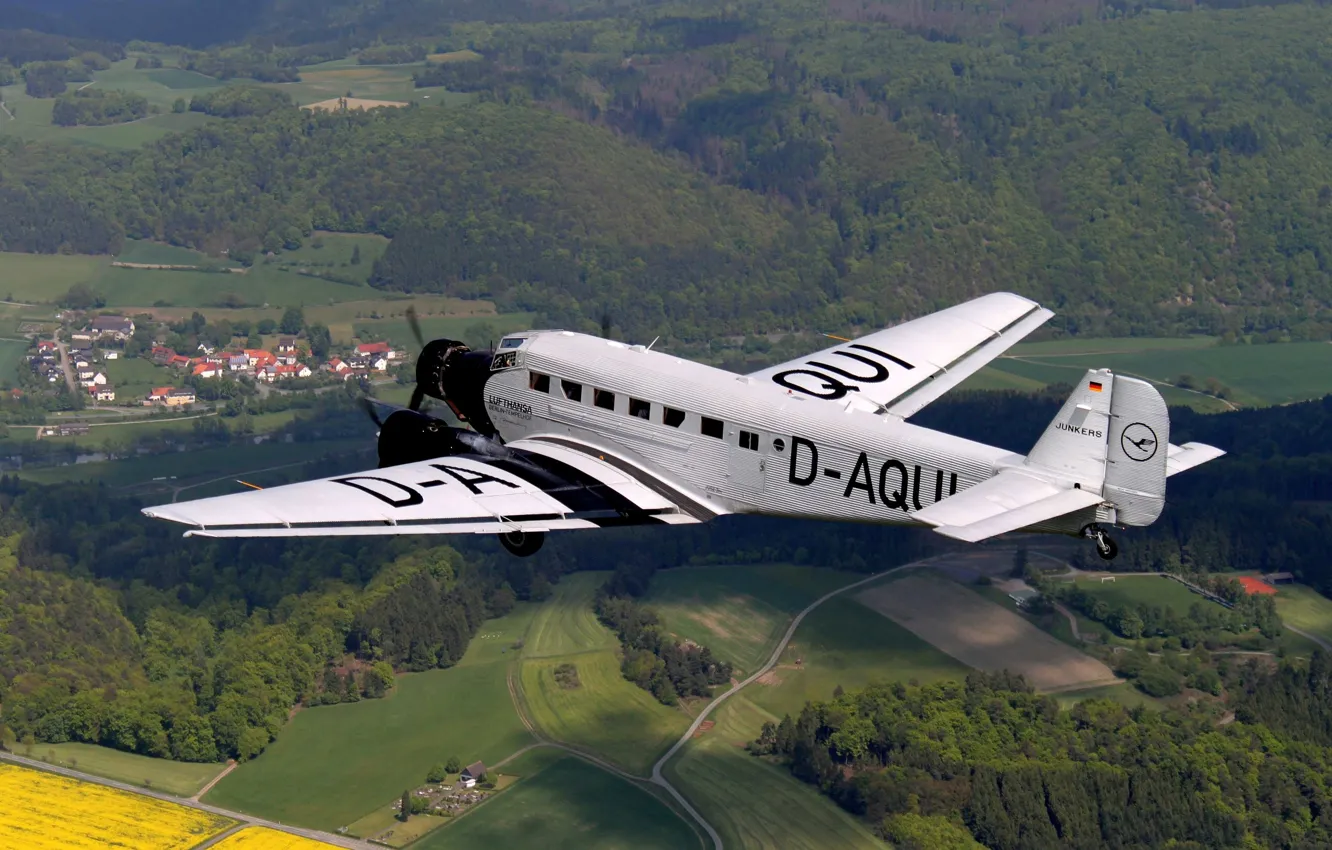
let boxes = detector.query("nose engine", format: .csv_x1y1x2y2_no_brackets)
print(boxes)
411,339,497,437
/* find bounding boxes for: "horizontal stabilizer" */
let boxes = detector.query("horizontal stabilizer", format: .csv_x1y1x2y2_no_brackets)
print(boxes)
913,469,1103,543
1166,442,1225,477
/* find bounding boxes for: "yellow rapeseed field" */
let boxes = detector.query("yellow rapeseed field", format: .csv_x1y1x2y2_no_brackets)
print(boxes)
0,763,234,850
211,826,338,849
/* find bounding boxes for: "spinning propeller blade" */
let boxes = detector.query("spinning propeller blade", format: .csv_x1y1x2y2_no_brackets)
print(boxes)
406,305,426,348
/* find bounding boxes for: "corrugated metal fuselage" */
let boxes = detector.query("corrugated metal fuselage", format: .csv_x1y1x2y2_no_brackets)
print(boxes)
481,331,1023,528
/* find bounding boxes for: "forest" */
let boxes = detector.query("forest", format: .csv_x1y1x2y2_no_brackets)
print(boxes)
4,3,1332,340
51,88,150,126
751,665,1332,848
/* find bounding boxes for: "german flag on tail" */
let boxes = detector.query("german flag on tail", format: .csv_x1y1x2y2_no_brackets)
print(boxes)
1088,381,1103,392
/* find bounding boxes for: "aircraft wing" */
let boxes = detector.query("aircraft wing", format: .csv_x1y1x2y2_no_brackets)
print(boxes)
748,292,1052,417
142,437,721,538
1166,442,1225,477
911,469,1103,543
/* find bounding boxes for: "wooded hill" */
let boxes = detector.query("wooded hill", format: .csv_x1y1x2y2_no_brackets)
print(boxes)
4,2,1332,341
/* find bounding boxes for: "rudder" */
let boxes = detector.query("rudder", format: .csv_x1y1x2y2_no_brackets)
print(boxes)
1104,374,1169,526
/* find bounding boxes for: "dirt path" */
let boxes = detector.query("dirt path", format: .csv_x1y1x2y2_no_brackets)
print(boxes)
191,760,238,801
55,338,76,393
0,751,373,849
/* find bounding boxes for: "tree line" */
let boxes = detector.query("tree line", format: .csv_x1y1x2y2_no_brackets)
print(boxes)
52,88,149,126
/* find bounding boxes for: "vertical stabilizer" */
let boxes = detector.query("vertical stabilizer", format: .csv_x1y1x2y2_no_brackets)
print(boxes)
1103,374,1169,526
1025,368,1114,487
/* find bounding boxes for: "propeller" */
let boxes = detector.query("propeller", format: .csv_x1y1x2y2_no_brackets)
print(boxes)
600,311,612,340
405,305,427,411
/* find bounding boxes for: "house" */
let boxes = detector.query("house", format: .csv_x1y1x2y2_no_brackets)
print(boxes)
70,332,93,345
228,353,249,371
165,388,195,406
273,364,311,380
71,338,93,353
73,356,90,369
92,385,115,402
90,315,135,340
151,346,176,366
102,350,119,360
278,351,300,366
356,341,396,360
197,342,216,356
169,354,191,369
324,357,348,373
460,761,486,788
76,366,96,382
85,371,108,387
192,363,219,379
147,386,173,402
1263,572,1295,584
277,336,297,353
244,349,276,369
37,340,57,352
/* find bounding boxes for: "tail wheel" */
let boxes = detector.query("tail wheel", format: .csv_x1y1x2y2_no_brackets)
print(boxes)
499,530,544,557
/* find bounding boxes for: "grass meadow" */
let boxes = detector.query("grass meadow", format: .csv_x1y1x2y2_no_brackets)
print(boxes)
204,634,535,830
415,755,701,850
20,742,226,797
1068,575,1213,613
1267,581,1332,645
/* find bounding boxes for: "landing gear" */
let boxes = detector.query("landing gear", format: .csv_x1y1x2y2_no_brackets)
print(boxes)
1082,524,1119,561
499,529,544,557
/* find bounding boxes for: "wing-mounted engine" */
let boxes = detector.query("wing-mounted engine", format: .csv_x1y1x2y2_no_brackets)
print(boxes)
412,338,498,437
375,407,507,469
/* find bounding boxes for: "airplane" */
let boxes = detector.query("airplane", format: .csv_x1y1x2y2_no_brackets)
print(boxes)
142,292,1225,561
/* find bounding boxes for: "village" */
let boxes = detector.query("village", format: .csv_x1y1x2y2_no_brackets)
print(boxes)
22,311,405,410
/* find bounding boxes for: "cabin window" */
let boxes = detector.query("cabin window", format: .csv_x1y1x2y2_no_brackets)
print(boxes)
629,398,650,419
562,380,582,402
530,372,550,393
594,388,616,411
663,407,686,428
739,430,759,451
701,416,724,439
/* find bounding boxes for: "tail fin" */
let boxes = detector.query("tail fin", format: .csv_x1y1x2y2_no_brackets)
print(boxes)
1024,369,1169,527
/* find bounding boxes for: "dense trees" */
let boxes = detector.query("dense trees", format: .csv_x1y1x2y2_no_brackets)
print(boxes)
188,86,293,118
753,667,1332,848
51,88,149,126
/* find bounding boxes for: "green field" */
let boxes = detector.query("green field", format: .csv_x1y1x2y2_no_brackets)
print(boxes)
644,565,877,675
1258,581,1332,646
524,572,620,658
0,338,29,384
23,742,226,797
116,240,239,267
204,607,537,830
418,754,701,850
273,60,473,109
1052,682,1166,711
269,232,389,284
0,76,218,149
1068,575,1214,613
665,696,887,850
0,252,108,297
964,336,1332,409
514,572,692,775
104,356,171,401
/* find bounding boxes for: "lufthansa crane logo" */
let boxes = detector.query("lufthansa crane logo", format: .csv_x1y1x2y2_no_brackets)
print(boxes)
1120,422,1158,462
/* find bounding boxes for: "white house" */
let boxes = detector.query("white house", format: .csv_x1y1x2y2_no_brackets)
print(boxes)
93,385,115,402
460,761,486,788
102,350,120,360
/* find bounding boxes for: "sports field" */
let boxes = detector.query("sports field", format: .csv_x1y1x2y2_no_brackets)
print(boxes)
0,762,234,849
1069,574,1212,613
417,754,701,850
857,573,1119,693
21,742,225,797
203,615,535,830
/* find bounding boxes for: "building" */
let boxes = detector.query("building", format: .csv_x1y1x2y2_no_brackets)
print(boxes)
102,350,119,360
1263,572,1295,584
169,354,191,369
151,346,176,366
460,761,486,788
37,340,57,353
90,315,135,340
39,424,90,437
193,363,220,379
277,336,297,353
147,386,173,402
1008,588,1041,608
324,357,348,373
165,388,196,406
228,353,249,371
76,366,96,382
356,341,396,360
92,385,115,402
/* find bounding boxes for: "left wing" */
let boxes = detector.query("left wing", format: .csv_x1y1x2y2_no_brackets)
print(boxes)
748,292,1051,418
143,437,721,538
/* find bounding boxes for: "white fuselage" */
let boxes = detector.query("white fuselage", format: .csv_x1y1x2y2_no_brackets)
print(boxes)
480,330,1020,526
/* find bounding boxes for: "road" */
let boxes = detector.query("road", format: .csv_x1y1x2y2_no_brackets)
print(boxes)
55,338,76,393
0,751,374,850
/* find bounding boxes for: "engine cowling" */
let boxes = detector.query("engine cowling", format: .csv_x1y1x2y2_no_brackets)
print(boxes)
415,339,497,437
376,408,504,468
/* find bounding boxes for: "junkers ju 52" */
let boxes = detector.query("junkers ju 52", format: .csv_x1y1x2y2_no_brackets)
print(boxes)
144,293,1223,561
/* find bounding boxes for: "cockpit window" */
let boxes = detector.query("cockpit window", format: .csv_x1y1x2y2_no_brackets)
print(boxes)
499,337,525,349
491,351,517,371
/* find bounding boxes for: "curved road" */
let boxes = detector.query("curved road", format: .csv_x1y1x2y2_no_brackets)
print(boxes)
648,556,940,850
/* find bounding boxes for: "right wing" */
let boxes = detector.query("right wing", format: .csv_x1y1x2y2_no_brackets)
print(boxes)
143,436,722,538
911,469,1103,543
747,292,1052,418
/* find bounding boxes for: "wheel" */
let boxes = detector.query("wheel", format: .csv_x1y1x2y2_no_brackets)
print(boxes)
499,529,544,557
1095,533,1118,561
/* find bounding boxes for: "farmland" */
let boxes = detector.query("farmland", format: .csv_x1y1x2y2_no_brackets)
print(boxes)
515,575,690,774
203,610,534,831
417,754,700,850
211,827,339,849
20,742,225,797
0,762,234,849
856,572,1119,693
1265,581,1332,645
966,335,1332,410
